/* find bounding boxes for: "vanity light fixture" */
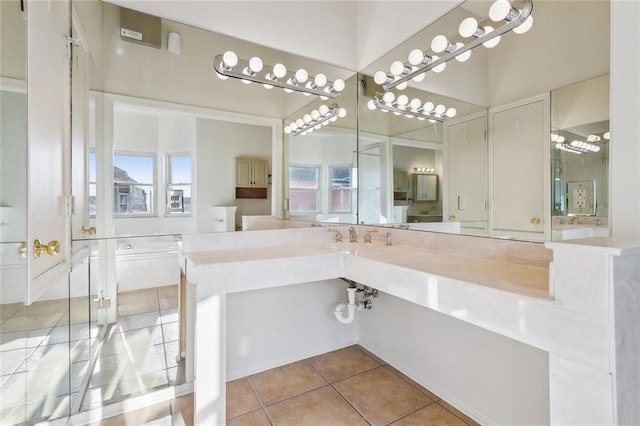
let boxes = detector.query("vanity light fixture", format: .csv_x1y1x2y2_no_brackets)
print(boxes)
213,51,345,99
284,104,347,136
553,131,609,154
375,0,533,91
367,92,457,122
414,167,435,173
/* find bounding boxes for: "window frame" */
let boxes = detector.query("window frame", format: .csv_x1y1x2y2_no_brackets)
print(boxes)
165,152,193,217
288,164,321,214
113,151,158,217
329,163,353,214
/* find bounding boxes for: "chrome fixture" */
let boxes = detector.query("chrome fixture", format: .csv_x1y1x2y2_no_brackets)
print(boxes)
284,104,347,136
214,51,346,98
413,167,435,173
367,93,457,122
334,280,376,324
310,222,323,227
375,0,533,91
328,228,343,242
552,131,608,154
392,224,410,230
363,229,378,243
385,232,393,246
348,226,358,243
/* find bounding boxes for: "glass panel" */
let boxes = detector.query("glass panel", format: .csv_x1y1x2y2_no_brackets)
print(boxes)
113,154,155,215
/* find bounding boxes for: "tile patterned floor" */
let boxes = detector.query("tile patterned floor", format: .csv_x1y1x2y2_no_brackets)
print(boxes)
102,345,479,426
0,285,182,425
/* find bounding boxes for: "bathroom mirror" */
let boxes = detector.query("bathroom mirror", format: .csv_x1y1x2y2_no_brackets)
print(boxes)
356,0,610,240
551,74,609,241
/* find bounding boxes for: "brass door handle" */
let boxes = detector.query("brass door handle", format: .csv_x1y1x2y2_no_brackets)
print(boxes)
34,239,60,258
448,215,457,222
81,226,96,236
530,217,541,225
18,242,27,258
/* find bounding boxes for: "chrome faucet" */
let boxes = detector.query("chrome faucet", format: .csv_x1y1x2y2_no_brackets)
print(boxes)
348,226,358,243
577,215,584,225
328,228,343,242
568,216,576,225
385,232,393,246
363,229,378,243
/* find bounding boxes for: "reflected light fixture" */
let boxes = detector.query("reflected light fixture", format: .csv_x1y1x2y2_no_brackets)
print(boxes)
214,51,345,99
376,0,533,91
367,93,457,122
553,130,609,154
414,167,435,173
284,104,347,136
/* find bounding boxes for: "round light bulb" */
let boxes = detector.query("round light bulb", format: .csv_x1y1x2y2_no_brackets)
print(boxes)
482,26,501,48
435,104,446,115
374,71,388,85
550,133,558,142
408,49,425,66
290,122,298,131
489,0,512,22
459,17,479,38
423,102,434,112
216,73,229,80
311,110,320,120
241,74,252,84
397,95,409,106
303,114,312,124
295,69,309,83
273,63,287,79
319,104,329,115
367,100,376,110
410,98,422,111
446,107,457,118
587,134,601,142
248,56,263,73
513,15,534,34
412,66,426,82
322,120,330,126
222,50,238,67
431,35,449,53
296,119,304,127
332,78,345,92
558,136,565,143
338,108,347,118
454,43,472,62
314,73,328,87
432,57,446,73
604,131,610,140
263,84,274,89
383,92,395,104
329,115,338,122
397,82,408,90
284,126,291,134
314,124,321,130
390,61,406,76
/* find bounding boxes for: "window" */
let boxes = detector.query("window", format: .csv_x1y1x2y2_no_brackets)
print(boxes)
330,165,352,213
166,154,192,215
88,151,96,216
289,166,320,213
113,153,155,215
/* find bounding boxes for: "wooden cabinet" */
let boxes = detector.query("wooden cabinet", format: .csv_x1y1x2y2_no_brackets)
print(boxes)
236,158,268,199
489,94,550,239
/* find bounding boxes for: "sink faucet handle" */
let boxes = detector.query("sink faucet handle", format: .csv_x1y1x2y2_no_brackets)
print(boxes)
363,229,378,243
385,232,393,246
348,226,358,243
328,228,343,242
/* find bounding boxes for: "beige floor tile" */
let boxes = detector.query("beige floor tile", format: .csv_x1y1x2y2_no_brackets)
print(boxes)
0,372,26,408
0,348,27,376
0,303,23,323
118,288,160,317
117,311,162,332
227,378,261,419
13,299,68,317
87,400,171,426
161,321,179,343
385,365,441,401
265,385,368,426
334,366,434,425
438,401,481,426
171,393,194,426
90,344,166,386
228,408,270,426
248,360,327,405
391,403,468,425
101,325,164,356
159,308,178,324
167,364,185,386
0,312,64,333
83,370,169,409
0,403,26,425
164,341,180,369
308,345,382,383
0,327,50,352
158,285,178,310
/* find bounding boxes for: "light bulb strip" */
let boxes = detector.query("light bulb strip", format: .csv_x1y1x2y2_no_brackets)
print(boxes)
286,104,340,136
372,94,447,122
213,55,341,98
555,143,583,154
382,0,532,90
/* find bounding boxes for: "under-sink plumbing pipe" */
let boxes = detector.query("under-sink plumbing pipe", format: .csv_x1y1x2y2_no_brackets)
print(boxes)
334,281,371,324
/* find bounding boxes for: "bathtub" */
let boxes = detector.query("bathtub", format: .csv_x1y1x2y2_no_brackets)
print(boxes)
88,236,182,293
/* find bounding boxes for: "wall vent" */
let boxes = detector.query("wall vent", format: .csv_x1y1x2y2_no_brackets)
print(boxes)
120,7,161,49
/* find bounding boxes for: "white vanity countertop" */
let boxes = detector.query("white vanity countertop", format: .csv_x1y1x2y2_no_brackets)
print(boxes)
184,240,549,299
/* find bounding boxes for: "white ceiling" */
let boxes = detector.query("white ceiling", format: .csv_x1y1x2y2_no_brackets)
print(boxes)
104,0,463,70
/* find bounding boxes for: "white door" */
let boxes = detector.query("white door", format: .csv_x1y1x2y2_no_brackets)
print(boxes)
489,94,550,239
444,112,488,227
27,0,71,303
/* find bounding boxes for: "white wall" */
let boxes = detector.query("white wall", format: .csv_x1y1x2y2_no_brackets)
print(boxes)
359,291,550,425
226,279,359,379
196,118,272,232
488,0,610,107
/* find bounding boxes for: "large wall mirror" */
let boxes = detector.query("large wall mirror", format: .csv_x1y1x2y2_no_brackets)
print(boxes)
357,0,610,241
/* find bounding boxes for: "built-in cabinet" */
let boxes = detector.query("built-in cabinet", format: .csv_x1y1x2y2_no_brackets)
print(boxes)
236,158,268,199
489,94,550,239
